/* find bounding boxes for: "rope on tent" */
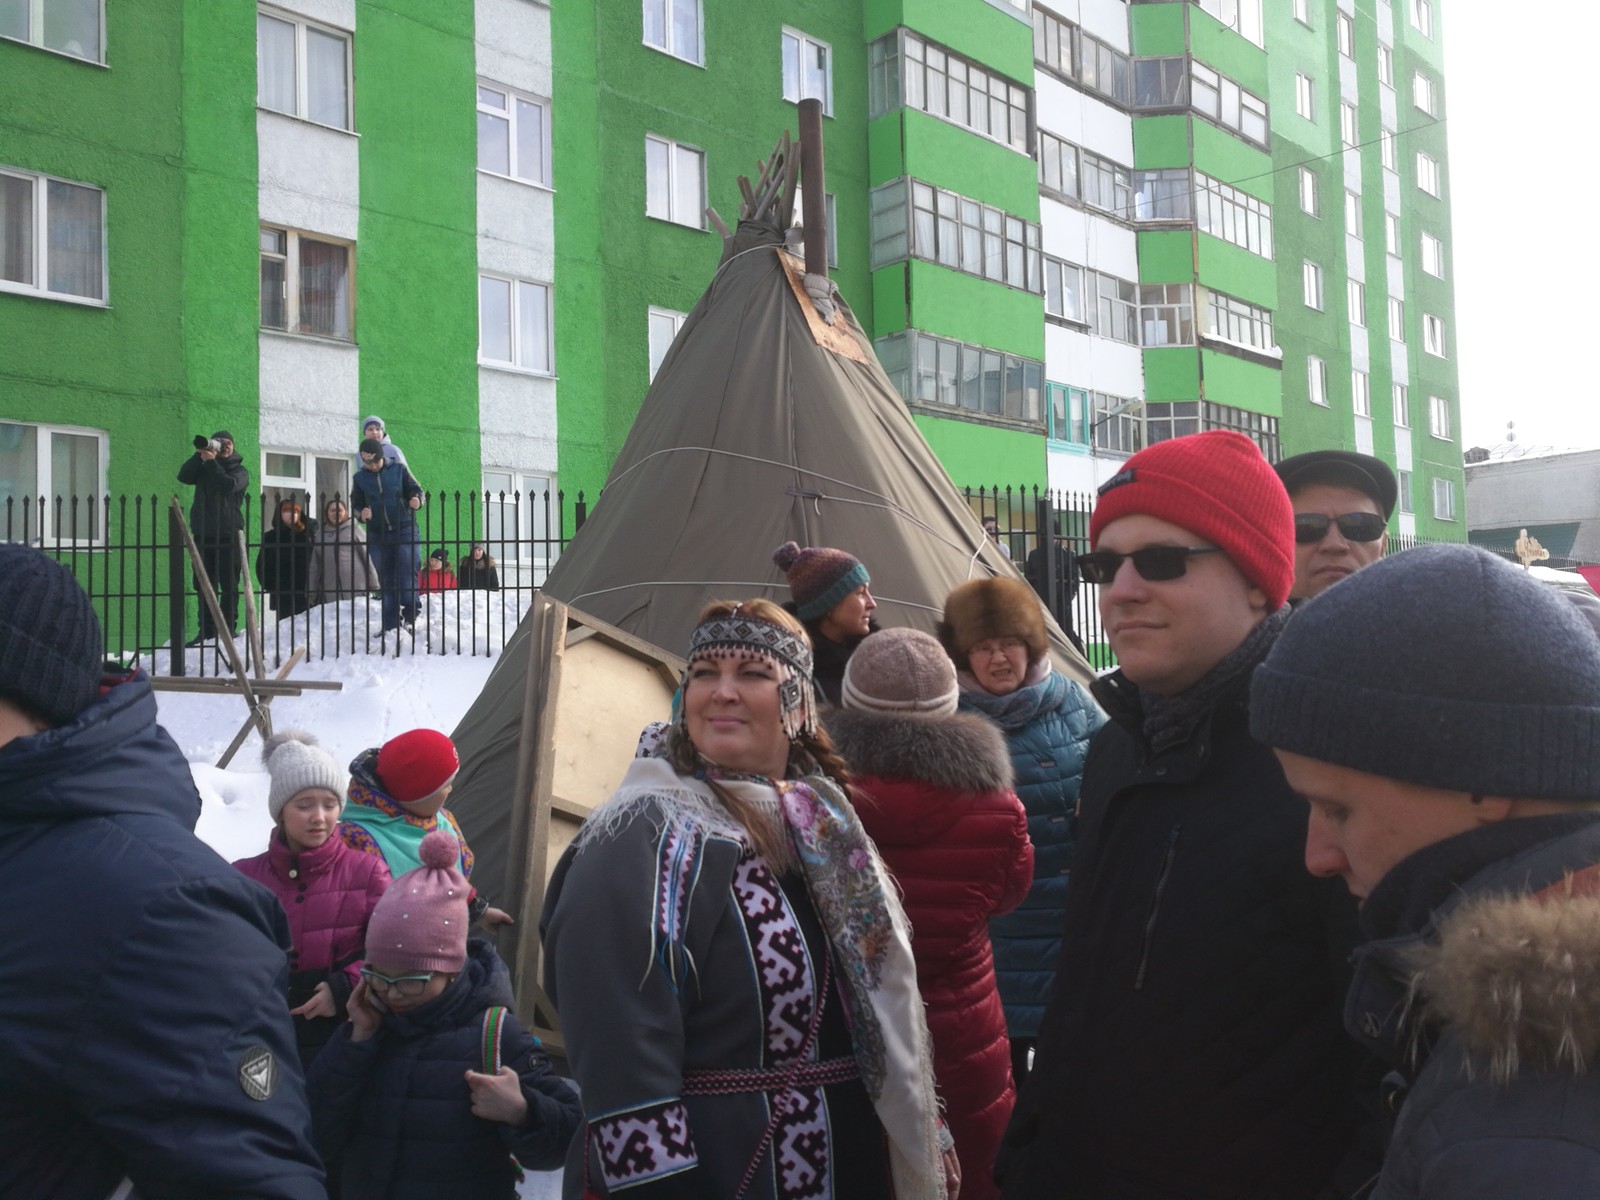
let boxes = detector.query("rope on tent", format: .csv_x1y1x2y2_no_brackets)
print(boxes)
561,578,946,619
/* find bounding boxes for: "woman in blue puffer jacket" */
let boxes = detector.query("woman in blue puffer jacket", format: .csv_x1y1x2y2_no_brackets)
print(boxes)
940,577,1104,1086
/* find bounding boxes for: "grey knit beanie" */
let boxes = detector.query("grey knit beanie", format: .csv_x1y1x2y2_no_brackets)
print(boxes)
262,730,347,821
1251,543,1600,800
0,544,104,725
842,628,959,717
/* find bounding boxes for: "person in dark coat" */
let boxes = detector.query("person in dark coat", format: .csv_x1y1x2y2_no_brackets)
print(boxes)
1253,543,1600,1199
458,542,500,590
829,628,1034,1200
998,431,1370,1200
772,540,879,704
309,831,580,1200
0,544,326,1200
257,497,319,618
939,576,1103,1085
1024,520,1083,652
177,428,249,640
351,439,423,635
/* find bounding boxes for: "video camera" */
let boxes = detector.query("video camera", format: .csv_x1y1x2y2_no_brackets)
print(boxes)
193,435,223,454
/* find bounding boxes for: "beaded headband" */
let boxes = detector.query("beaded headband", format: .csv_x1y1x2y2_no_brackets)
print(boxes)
681,607,817,740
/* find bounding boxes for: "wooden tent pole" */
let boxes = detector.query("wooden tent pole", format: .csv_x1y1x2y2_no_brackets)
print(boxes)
798,98,828,279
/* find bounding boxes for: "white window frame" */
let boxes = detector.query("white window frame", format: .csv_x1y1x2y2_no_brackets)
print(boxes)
1044,256,1086,324
1347,278,1365,326
1422,312,1447,357
1308,355,1327,406
1385,211,1400,255
259,225,354,341
1393,382,1410,427
1344,190,1362,236
0,166,107,305
1303,260,1323,311
476,81,552,188
1380,127,1398,171
1429,393,1451,439
1413,72,1436,117
644,133,706,229
1388,297,1405,341
260,448,351,513
1337,11,1354,57
1377,45,1394,87
483,469,558,582
1398,469,1413,513
1432,477,1456,521
0,0,104,62
781,28,833,116
0,419,108,546
1339,101,1358,147
1295,72,1315,120
642,0,702,66
478,273,553,374
790,181,840,269
1351,368,1370,416
1421,231,1444,277
1293,0,1310,24
256,7,353,131
1416,152,1441,198
1298,166,1318,216
1410,0,1433,39
647,305,687,382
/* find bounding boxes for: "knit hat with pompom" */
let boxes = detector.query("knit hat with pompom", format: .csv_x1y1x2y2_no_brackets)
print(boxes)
772,541,870,621
364,831,470,974
262,730,347,821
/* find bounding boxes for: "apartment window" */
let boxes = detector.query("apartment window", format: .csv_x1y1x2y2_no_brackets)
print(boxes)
1387,297,1404,341
483,469,558,575
645,134,705,228
1351,369,1371,416
477,83,551,187
1398,470,1413,513
1344,189,1362,236
1039,133,1132,221
1422,313,1446,358
874,330,1044,422
647,306,687,382
0,0,101,61
1134,57,1189,109
643,0,702,65
0,420,105,544
1393,383,1410,427
1413,72,1436,117
1044,257,1084,323
874,178,1042,291
1090,270,1139,344
479,275,552,373
1416,152,1441,198
1337,11,1354,57
781,29,833,115
1385,212,1400,255
1038,130,1079,201
1308,355,1327,405
1091,391,1143,454
1196,0,1263,47
1347,278,1365,326
790,182,840,269
257,8,351,130
1377,45,1394,87
1045,383,1090,443
1139,283,1194,347
1293,0,1309,24
1298,167,1319,216
1302,261,1323,310
1189,61,1269,148
1145,400,1201,446
1195,172,1273,258
1032,6,1074,78
1339,101,1358,147
1421,231,1444,277
1034,8,1133,105
1205,289,1276,354
1432,478,1456,521
1410,0,1433,39
1203,400,1280,461
871,31,1030,152
1380,127,1398,171
1428,394,1451,439
261,449,349,514
1132,168,1191,221
1294,73,1314,121
0,168,105,303
259,227,351,340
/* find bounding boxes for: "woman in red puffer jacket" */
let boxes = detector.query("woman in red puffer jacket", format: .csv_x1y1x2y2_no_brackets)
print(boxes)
827,628,1034,1200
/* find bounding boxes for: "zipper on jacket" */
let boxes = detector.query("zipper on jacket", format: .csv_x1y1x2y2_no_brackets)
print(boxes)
1133,824,1182,991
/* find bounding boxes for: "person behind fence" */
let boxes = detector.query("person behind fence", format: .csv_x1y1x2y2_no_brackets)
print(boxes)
360,414,411,471
418,547,457,594
352,438,423,636
828,627,1035,1200
1251,543,1600,1199
541,598,957,1199
773,540,880,705
1273,449,1396,603
997,430,1370,1200
309,830,581,1200
310,496,381,605
177,428,249,643
939,576,1104,1087
258,496,320,619
1024,519,1083,652
0,543,326,1199
234,731,392,1073
339,728,513,928
458,542,500,591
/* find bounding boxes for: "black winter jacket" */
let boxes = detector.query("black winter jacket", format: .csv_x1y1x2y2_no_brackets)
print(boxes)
999,661,1367,1200
0,672,326,1200
309,939,580,1200
178,450,249,540
257,511,319,617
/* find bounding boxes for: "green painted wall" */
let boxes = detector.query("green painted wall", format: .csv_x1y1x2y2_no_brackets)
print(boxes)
1200,349,1280,414
1143,349,1200,402
863,0,1033,80
900,111,1039,216
1196,235,1276,308
1137,230,1193,283
906,262,1042,359
1127,2,1186,57
914,412,1042,486
1132,113,1189,170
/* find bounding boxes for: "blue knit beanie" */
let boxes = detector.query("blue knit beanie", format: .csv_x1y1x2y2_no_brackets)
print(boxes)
1251,543,1600,800
0,544,105,725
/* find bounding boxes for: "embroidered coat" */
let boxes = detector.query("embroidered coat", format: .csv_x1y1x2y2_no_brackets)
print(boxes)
233,829,392,1069
828,707,1033,1200
541,758,943,1200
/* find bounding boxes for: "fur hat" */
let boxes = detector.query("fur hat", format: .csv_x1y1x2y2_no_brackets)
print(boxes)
375,728,460,804
262,731,346,821
939,576,1048,665
1251,544,1600,800
842,628,959,716
364,831,469,974
0,544,104,726
772,542,870,622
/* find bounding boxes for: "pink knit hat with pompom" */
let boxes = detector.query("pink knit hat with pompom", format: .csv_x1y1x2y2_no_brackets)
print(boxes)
364,831,469,973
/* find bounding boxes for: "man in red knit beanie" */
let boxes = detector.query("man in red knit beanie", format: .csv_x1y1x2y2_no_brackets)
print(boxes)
999,431,1375,1200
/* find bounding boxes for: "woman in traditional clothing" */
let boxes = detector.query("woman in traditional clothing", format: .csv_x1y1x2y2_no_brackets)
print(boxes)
542,598,955,1200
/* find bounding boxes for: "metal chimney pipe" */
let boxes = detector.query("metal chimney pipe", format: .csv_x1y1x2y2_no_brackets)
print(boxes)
798,98,828,279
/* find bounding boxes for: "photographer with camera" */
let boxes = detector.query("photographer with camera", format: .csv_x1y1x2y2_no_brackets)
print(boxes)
177,430,249,645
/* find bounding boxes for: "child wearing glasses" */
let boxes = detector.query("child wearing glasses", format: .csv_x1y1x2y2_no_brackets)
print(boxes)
308,831,580,1199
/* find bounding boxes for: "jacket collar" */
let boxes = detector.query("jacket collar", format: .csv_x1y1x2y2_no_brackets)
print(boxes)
266,826,345,881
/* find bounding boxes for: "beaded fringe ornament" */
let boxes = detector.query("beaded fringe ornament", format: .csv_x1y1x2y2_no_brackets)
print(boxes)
679,607,818,741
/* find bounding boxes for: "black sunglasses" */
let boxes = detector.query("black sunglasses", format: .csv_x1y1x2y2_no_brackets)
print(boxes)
1293,512,1386,544
1079,545,1220,584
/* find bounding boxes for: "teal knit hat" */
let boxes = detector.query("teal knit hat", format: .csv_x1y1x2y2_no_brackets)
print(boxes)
772,542,870,622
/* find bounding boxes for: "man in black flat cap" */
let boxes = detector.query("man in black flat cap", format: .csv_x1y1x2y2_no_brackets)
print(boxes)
177,429,249,642
1274,449,1397,603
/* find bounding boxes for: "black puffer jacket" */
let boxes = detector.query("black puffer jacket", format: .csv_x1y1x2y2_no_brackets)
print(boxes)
308,939,580,1200
999,658,1367,1200
177,450,249,541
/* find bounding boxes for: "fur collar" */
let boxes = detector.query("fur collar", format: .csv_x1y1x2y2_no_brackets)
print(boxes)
826,708,1013,794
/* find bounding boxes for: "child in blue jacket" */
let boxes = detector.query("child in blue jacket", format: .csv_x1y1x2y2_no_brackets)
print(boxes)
308,831,579,1199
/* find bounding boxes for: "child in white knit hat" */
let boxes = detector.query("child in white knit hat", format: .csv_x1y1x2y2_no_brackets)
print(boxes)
233,730,392,1070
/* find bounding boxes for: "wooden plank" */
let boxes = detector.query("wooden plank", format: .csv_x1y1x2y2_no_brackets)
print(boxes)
150,676,342,695
216,646,308,769
776,248,868,362
237,529,266,680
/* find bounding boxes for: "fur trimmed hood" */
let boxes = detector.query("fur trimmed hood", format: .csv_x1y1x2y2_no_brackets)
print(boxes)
938,576,1048,665
1406,870,1600,1083
826,708,1013,795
